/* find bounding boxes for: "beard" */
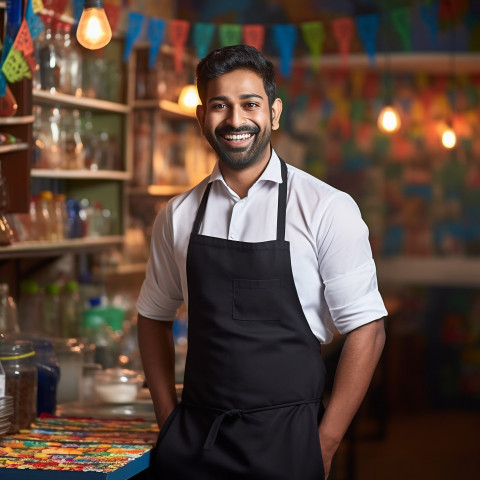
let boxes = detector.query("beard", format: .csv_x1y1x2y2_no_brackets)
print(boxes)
205,124,272,171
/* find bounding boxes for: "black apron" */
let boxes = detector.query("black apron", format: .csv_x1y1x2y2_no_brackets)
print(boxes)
151,159,326,480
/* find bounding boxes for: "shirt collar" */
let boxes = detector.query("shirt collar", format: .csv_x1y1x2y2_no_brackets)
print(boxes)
208,148,283,187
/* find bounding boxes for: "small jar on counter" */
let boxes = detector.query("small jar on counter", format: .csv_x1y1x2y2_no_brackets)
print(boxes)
0,339,37,433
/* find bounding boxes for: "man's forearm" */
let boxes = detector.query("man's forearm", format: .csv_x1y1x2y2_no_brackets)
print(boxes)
137,314,178,427
319,318,386,476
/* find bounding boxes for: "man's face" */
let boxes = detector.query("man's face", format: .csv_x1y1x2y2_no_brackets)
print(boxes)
196,69,282,171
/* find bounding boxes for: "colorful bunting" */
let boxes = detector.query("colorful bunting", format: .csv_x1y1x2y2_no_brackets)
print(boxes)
104,2,122,33
12,19,35,74
32,0,44,12
420,2,439,46
169,19,190,73
147,18,166,68
391,7,412,51
25,0,44,40
193,23,216,59
356,13,380,66
243,24,265,51
1,47,32,83
123,11,146,62
300,21,325,72
273,24,297,77
332,17,354,67
219,24,242,47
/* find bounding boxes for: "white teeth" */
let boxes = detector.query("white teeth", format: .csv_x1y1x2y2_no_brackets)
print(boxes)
224,133,252,140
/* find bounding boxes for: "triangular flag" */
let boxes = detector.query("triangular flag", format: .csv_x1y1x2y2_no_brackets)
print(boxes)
219,24,242,47
243,24,265,51
12,19,35,74
147,18,166,68
123,12,145,62
300,21,325,72
193,22,215,59
273,24,297,77
356,13,380,66
391,7,412,51
332,17,354,67
169,19,190,73
420,2,439,46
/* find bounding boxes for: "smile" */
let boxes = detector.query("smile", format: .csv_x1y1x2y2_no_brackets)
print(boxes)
222,133,254,141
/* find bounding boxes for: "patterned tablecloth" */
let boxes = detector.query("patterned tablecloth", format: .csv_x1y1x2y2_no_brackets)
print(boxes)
0,416,159,479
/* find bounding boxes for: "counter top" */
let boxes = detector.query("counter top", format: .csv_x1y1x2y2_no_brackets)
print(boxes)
0,416,158,479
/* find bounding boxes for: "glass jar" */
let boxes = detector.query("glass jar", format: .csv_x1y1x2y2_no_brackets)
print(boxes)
23,336,60,415
0,339,37,433
53,338,84,404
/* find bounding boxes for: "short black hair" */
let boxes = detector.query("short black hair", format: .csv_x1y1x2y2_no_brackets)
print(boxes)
196,45,277,108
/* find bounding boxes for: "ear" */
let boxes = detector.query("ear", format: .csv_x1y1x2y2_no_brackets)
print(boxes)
271,98,282,131
196,104,205,135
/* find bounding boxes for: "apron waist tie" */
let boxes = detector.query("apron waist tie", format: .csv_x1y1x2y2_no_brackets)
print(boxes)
181,397,323,451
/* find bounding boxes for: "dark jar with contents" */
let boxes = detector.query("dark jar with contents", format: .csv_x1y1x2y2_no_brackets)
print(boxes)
0,339,37,433
23,336,60,415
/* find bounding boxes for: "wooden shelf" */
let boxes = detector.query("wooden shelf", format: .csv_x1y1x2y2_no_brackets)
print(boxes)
0,143,29,155
33,89,130,114
31,169,132,181
376,257,480,287
0,115,34,125
0,236,124,259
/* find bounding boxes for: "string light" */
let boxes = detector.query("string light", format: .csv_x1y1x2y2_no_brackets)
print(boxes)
76,0,112,50
441,124,457,149
178,85,201,114
378,104,401,133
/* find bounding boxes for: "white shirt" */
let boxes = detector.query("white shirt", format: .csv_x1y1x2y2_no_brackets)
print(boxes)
136,150,387,344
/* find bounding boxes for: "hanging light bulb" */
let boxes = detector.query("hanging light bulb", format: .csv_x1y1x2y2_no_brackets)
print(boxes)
76,0,112,50
377,104,401,134
441,124,456,149
178,85,201,114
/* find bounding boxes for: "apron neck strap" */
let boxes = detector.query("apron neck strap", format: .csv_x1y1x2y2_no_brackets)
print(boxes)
192,158,288,240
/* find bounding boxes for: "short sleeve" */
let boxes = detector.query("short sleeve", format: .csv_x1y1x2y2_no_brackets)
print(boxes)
136,203,184,321
318,192,387,334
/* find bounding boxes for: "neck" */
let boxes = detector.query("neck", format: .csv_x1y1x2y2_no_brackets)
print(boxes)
219,149,272,199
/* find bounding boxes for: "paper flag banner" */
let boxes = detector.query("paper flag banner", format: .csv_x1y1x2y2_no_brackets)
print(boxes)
356,13,380,66
193,23,215,59
243,24,265,51
25,0,44,40
2,47,32,83
13,19,35,74
123,12,145,62
219,24,242,47
0,35,13,97
391,7,412,51
332,17,354,67
420,2,439,46
147,18,166,68
273,24,297,77
300,21,325,72
169,19,190,73
32,0,44,14
104,2,121,33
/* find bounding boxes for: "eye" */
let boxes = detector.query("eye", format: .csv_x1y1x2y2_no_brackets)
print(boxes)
212,103,227,110
244,102,259,109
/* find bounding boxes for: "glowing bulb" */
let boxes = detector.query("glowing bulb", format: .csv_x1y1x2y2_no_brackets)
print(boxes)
76,2,112,50
442,127,456,149
378,105,401,133
178,85,201,113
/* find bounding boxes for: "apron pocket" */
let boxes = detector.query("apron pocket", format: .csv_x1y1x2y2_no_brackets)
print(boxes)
156,404,180,447
233,278,281,321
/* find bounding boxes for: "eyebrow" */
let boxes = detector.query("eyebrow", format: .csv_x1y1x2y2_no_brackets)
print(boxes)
207,93,264,104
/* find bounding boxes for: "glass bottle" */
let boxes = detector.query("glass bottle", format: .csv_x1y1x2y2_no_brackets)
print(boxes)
53,193,68,240
18,280,44,333
82,111,100,170
60,109,85,169
39,16,60,92
45,107,62,169
37,190,54,241
58,22,83,96
0,339,37,433
42,282,61,337
60,280,83,338
0,283,19,334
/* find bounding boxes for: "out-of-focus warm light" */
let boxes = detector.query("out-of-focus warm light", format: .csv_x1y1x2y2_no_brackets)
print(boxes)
76,1,112,50
178,85,200,113
442,127,457,149
378,105,401,133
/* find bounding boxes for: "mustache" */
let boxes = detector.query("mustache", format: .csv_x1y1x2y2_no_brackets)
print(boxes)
215,125,259,136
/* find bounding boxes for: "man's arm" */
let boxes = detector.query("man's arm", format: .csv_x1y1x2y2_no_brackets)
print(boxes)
319,318,386,478
137,314,178,427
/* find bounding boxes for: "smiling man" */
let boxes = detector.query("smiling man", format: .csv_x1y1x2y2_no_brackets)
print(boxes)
137,45,387,480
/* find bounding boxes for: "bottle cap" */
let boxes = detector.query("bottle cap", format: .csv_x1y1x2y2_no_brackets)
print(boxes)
20,280,40,295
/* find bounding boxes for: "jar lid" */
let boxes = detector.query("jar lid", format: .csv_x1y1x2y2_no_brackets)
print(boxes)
0,339,35,359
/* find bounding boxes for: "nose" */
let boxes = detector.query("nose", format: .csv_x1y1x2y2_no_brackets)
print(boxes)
225,105,245,129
